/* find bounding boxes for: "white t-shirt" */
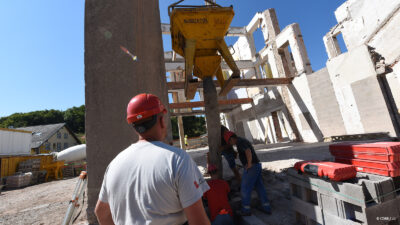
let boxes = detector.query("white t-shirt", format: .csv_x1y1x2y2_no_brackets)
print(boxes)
99,141,209,225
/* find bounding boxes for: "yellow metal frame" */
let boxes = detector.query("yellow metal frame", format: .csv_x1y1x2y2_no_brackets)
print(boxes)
169,2,240,99
0,155,55,179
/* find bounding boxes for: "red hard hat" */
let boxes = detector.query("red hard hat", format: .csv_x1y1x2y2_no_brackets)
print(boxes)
224,131,235,143
207,164,218,173
126,93,166,124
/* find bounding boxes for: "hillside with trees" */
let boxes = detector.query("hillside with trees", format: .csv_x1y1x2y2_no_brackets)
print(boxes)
0,105,206,139
0,105,85,133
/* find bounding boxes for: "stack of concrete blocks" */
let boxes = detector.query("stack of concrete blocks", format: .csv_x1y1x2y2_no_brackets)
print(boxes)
63,164,75,177
17,160,33,173
18,159,42,185
6,173,32,188
288,168,400,225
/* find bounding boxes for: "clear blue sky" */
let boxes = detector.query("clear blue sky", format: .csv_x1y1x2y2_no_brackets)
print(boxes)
0,0,346,118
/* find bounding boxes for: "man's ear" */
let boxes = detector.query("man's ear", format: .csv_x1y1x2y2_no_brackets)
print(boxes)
159,114,166,128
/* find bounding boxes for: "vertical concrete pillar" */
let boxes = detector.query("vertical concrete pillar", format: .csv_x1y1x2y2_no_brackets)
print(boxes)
263,9,301,141
203,77,222,178
177,116,186,149
323,34,342,59
271,111,283,142
84,0,169,223
289,24,312,74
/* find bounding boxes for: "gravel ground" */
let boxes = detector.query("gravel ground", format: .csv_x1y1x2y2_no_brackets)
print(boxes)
0,177,85,225
0,142,333,225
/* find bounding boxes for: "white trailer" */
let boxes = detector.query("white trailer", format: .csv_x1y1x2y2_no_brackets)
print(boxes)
0,128,32,156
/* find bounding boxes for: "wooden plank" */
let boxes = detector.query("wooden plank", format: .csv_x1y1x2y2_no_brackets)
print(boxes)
169,98,253,109
168,78,292,91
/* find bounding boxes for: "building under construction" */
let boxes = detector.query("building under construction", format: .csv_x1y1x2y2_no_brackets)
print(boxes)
84,0,400,224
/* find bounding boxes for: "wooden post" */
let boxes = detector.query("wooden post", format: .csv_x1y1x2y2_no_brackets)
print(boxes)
203,77,222,178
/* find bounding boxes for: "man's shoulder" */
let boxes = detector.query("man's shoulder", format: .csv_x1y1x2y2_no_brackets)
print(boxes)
237,137,251,146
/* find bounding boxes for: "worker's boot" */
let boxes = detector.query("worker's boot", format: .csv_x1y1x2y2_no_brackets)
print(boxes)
258,203,272,214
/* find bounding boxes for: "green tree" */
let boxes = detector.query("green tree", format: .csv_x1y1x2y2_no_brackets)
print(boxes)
64,105,85,133
0,106,85,134
170,116,206,139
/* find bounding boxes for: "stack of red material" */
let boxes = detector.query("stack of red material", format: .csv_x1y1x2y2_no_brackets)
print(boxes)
293,161,357,181
330,142,400,177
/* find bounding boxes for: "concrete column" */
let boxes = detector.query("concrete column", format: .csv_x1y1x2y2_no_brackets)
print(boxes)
271,111,283,142
323,34,342,59
177,116,186,150
85,0,169,223
289,24,312,74
263,9,302,141
203,77,222,178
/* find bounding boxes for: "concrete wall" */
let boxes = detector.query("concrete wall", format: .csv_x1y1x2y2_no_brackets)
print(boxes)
334,0,400,52
325,0,400,136
307,68,346,137
85,0,169,222
326,45,396,136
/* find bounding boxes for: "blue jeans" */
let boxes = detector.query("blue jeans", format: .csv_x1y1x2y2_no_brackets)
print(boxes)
212,214,234,225
241,163,270,212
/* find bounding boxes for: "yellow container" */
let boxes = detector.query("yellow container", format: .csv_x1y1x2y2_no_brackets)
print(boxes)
169,2,240,99
170,7,234,57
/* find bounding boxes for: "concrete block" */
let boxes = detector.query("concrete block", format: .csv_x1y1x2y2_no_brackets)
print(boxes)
326,45,383,135
288,168,400,225
307,68,346,137
351,76,396,136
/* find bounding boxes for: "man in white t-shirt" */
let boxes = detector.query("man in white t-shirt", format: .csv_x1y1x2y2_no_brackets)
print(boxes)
95,93,210,225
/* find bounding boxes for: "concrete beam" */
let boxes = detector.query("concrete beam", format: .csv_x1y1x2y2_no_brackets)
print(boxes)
169,98,253,109
171,110,205,117
167,78,293,91
165,60,255,72
161,23,247,36
164,51,183,61
246,12,263,34
275,23,312,75
171,109,234,117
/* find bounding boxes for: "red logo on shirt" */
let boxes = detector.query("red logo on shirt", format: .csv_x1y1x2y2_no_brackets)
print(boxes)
194,181,199,189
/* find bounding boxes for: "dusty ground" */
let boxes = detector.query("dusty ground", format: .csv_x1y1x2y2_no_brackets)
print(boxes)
0,142,333,225
0,177,86,225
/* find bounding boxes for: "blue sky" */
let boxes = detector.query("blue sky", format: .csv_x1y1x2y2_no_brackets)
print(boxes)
0,0,346,118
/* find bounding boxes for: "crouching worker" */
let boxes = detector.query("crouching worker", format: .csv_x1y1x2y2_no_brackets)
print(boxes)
224,132,271,216
220,125,241,183
203,165,234,225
